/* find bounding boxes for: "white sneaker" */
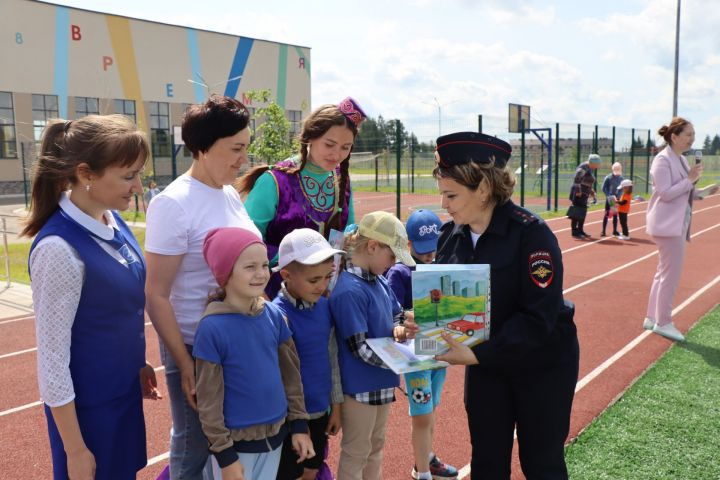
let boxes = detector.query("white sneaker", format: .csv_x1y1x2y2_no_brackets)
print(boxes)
652,322,685,342
643,317,655,330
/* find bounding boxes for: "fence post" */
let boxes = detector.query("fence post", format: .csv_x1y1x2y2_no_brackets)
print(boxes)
410,136,415,193
630,127,635,181
520,119,526,207
20,142,29,208
374,154,378,192
555,123,560,212
478,115,483,134
576,124,581,166
396,119,401,219
611,126,616,166
594,125,599,153
646,129,651,194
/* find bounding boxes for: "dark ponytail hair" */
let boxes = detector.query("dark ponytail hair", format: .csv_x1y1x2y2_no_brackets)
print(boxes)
21,115,149,237
236,104,358,235
658,117,692,147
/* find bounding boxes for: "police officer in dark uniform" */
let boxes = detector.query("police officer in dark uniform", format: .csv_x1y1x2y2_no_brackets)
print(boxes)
433,132,579,480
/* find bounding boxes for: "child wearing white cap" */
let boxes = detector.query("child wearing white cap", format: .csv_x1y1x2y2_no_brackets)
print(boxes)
330,211,419,480
272,228,346,480
616,179,634,240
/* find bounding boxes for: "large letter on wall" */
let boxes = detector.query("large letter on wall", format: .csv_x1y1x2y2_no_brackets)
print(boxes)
71,25,82,41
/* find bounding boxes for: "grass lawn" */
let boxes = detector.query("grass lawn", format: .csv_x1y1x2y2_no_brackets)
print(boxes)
3,227,147,285
565,308,720,479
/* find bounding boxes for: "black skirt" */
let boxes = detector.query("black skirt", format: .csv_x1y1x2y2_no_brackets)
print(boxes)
566,205,587,220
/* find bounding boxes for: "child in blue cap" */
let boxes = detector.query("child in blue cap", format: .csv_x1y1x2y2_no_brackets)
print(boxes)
385,209,459,480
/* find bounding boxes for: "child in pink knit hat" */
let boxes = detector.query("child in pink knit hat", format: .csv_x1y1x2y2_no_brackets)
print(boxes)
194,227,314,480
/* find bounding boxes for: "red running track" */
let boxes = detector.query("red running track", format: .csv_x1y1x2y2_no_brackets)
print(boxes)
2,194,720,479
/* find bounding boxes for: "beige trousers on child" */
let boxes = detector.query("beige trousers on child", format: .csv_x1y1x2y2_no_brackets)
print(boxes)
337,396,391,480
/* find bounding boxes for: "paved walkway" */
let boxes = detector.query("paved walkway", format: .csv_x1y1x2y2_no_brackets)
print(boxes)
0,282,34,319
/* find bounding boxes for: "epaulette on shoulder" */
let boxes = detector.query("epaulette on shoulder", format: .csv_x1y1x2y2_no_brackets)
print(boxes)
510,205,540,226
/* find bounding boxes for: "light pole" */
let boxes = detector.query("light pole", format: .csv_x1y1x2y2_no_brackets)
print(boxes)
422,97,458,137
672,0,681,117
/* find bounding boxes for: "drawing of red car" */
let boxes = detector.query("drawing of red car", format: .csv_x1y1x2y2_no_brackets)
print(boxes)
446,312,485,337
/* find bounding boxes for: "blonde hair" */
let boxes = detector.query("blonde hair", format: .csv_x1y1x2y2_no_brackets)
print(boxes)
340,232,373,269
432,159,515,205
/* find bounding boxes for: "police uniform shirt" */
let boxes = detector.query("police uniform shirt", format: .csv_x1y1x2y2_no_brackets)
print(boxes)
435,200,576,370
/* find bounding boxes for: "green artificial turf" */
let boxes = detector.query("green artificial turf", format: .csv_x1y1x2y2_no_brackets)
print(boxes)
565,309,720,479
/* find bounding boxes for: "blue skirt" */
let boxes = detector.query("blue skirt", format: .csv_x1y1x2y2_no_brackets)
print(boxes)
45,380,146,480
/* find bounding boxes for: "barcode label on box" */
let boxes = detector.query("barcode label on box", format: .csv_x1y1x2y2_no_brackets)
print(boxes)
420,338,437,353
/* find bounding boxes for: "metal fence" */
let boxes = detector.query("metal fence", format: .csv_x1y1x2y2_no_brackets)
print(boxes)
17,113,720,222
348,113,660,219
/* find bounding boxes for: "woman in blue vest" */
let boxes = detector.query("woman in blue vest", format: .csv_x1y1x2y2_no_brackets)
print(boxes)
23,115,161,480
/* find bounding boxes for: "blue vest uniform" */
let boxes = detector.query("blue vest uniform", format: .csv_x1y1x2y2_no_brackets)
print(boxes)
273,296,333,414
30,209,147,480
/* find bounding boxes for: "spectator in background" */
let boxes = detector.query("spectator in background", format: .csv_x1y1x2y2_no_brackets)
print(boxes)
567,153,600,238
145,179,160,204
601,162,624,237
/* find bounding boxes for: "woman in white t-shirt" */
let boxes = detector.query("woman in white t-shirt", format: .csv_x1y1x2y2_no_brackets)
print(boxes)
145,95,260,479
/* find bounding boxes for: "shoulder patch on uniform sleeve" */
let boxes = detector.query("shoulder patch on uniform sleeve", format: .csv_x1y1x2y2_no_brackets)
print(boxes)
529,250,554,288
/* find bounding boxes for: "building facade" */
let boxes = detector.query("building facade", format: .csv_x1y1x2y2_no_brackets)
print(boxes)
0,0,311,193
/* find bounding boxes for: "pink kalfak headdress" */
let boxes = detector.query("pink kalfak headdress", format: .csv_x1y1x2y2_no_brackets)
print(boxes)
337,97,367,127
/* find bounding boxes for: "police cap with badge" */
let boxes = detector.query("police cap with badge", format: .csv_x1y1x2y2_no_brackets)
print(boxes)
435,131,512,168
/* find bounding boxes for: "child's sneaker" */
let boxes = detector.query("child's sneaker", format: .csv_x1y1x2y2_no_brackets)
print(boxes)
429,455,458,479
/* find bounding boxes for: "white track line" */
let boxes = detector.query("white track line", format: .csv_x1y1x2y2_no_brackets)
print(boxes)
559,203,720,254
574,272,720,393
0,347,36,360
0,400,42,418
457,221,720,479
0,366,165,418
459,272,720,479
147,451,170,466
0,316,34,326
0,322,155,359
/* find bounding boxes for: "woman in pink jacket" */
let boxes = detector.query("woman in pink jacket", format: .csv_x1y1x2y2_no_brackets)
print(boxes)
644,117,717,341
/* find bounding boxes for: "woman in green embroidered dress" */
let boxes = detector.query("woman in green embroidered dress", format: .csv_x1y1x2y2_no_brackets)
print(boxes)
236,97,366,298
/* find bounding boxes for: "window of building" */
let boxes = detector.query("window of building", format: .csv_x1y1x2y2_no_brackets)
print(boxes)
75,97,99,118
0,92,17,158
180,103,192,157
286,109,302,139
114,99,136,123
32,94,59,142
149,101,171,157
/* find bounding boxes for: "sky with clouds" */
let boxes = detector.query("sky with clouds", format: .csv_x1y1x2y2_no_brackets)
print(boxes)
52,0,720,145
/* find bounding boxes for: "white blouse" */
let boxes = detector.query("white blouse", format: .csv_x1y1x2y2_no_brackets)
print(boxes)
30,193,139,407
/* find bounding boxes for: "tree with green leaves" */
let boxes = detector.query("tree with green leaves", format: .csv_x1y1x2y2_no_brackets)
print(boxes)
711,134,720,155
355,117,385,153
246,89,298,164
703,135,712,152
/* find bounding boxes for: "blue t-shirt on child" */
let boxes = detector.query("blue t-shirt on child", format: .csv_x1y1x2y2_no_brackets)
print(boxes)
273,295,333,415
330,271,400,395
193,301,292,430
